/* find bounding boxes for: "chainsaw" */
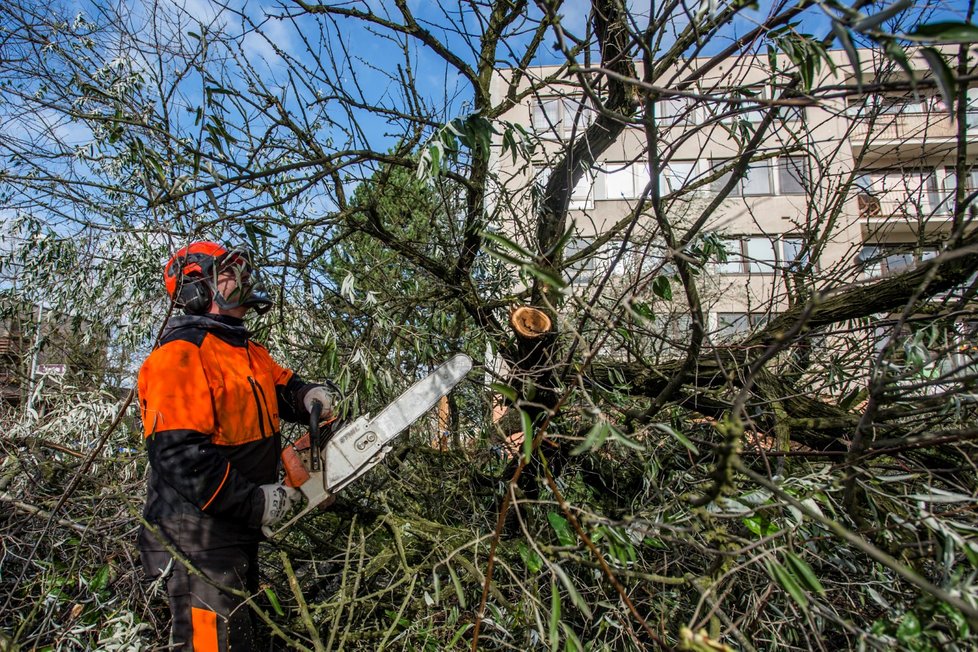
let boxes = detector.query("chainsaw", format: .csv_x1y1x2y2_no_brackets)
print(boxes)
263,353,473,537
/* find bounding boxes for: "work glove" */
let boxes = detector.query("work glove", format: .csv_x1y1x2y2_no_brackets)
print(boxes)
303,385,336,419
259,483,301,528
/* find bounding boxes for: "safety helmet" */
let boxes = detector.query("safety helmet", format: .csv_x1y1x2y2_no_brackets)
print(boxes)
163,241,273,315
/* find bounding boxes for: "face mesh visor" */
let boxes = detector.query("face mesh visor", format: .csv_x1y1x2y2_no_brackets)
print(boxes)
214,247,273,313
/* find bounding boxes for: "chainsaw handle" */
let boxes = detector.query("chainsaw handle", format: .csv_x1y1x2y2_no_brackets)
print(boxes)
309,400,322,472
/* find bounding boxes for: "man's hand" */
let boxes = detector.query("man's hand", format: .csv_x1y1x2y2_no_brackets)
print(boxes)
303,386,335,419
259,483,301,527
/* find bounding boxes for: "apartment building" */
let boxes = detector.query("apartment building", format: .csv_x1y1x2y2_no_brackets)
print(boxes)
489,49,977,348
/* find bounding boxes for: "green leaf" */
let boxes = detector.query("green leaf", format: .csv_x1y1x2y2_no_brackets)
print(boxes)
549,578,562,649
548,512,575,546
552,565,592,618
608,425,645,451
570,419,611,455
264,587,285,616
561,623,584,652
743,514,778,537
448,623,473,647
896,611,921,642
920,48,956,119
839,386,866,411
603,526,636,564
937,602,970,638
963,542,978,568
428,141,442,175
484,246,528,267
653,423,698,454
521,409,534,462
502,129,518,164
643,536,668,550
480,230,534,260
851,0,912,32
784,551,825,594
831,21,862,92
447,563,467,608
766,559,809,611
90,564,111,592
550,225,576,258
651,275,672,300
628,300,654,324
884,41,915,89
491,382,518,403
524,263,568,290
906,21,978,43
518,542,543,573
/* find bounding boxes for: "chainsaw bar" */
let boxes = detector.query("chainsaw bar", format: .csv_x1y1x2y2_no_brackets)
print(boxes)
265,353,473,537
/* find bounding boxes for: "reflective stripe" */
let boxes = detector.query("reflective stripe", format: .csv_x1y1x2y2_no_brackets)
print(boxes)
253,380,276,438
248,377,267,439
200,462,231,511
191,606,219,652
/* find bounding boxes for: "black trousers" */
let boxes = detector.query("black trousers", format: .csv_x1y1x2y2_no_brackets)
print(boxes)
142,543,262,652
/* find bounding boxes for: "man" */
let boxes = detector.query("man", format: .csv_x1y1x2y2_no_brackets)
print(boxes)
137,241,334,651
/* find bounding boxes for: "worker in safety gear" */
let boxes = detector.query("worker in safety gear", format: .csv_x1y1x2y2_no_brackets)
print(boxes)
137,241,335,651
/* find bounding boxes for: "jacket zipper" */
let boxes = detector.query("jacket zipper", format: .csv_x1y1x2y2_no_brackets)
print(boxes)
248,377,267,438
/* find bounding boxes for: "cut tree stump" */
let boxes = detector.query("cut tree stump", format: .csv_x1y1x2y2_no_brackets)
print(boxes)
509,305,552,340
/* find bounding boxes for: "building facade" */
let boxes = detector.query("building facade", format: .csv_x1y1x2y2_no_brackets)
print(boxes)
489,48,977,351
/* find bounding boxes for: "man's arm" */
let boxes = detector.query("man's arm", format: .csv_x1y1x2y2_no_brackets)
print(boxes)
258,346,338,425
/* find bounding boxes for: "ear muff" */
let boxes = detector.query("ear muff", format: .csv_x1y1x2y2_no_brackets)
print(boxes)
176,273,213,315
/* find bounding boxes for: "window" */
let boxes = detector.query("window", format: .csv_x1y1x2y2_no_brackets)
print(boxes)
565,237,626,284
659,161,696,193
741,162,773,195
782,237,809,270
859,244,939,278
715,312,773,339
534,166,594,209
927,168,956,214
532,99,560,132
745,237,777,274
716,312,750,338
601,162,649,200
657,97,695,126
710,159,774,197
565,237,596,284
717,239,745,274
605,164,633,199
715,235,802,274
709,86,767,125
778,157,808,195
880,96,912,114
532,97,593,136
923,94,950,116
967,88,978,130
926,167,978,214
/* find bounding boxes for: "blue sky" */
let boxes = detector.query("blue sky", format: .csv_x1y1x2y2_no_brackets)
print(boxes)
5,0,976,244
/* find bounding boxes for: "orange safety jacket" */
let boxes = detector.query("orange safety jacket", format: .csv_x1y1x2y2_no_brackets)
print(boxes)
137,314,318,549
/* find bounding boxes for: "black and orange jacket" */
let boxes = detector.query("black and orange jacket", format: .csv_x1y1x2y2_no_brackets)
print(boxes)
137,314,318,548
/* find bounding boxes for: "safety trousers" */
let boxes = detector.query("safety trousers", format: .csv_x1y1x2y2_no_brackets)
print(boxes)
143,544,263,652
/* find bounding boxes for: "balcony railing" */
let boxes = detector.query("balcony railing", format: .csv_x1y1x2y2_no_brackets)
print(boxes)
858,193,957,220
849,112,959,144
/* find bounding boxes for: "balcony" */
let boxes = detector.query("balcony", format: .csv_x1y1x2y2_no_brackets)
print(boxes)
859,193,954,218
849,112,959,149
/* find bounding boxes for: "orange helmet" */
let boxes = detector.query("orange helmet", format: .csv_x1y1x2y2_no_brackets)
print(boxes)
164,241,272,314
